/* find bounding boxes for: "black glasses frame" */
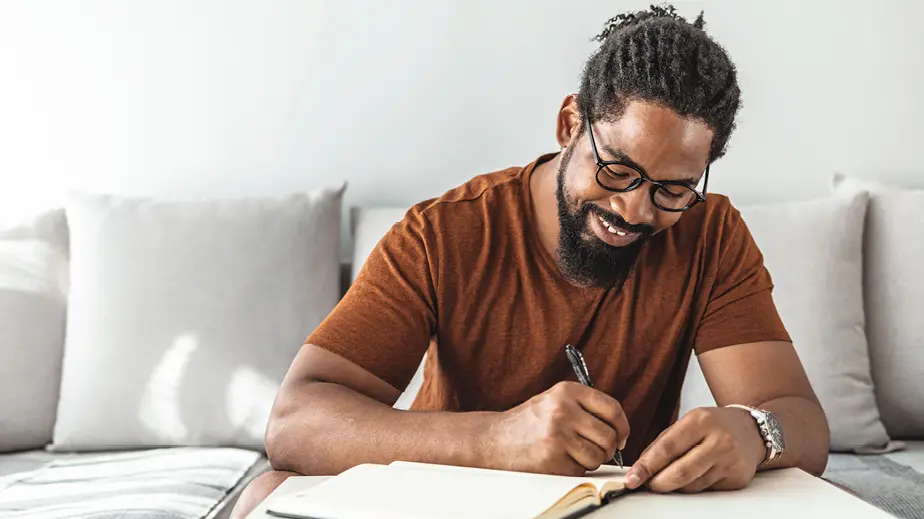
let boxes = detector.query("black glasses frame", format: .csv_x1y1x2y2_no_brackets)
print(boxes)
584,115,709,212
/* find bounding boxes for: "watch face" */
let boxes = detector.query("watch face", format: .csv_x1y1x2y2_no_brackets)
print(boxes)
765,412,785,451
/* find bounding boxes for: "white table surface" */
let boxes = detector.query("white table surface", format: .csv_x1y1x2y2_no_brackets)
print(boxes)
246,476,324,519
247,468,895,519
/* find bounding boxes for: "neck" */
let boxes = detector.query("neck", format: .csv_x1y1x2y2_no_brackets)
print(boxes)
529,153,563,261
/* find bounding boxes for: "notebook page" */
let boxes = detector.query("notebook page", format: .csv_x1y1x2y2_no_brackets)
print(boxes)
267,463,595,519
392,461,628,495
603,467,896,519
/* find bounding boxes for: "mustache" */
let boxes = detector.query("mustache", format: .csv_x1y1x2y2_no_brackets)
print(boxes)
585,204,655,235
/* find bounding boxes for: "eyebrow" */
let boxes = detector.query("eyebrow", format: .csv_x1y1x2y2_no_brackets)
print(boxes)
600,144,699,186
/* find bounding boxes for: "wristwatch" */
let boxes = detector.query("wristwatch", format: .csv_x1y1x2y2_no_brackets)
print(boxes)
725,404,785,467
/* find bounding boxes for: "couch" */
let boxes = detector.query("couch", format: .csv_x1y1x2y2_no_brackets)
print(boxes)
0,174,921,518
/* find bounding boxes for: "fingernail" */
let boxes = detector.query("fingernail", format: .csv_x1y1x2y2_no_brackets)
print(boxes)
625,473,641,489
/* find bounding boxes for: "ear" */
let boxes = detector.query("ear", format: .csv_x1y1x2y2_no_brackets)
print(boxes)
556,94,583,149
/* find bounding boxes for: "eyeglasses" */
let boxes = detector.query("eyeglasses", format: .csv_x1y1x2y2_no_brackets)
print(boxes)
584,115,709,212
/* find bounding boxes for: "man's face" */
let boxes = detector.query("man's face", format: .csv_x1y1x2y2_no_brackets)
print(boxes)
555,100,713,288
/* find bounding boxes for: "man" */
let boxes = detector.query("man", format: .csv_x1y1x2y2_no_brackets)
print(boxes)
232,5,829,517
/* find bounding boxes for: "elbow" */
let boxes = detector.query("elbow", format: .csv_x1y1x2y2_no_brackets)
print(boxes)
812,431,831,477
264,411,290,472
802,447,829,477
265,409,319,474
803,403,831,477
800,437,829,477
263,388,310,473
263,380,329,474
808,456,828,478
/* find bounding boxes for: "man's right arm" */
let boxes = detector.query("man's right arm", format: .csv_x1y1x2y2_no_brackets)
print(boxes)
264,344,498,476
265,343,629,477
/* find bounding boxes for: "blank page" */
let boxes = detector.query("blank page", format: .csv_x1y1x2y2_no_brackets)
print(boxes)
267,463,594,519
392,461,628,495
591,468,896,519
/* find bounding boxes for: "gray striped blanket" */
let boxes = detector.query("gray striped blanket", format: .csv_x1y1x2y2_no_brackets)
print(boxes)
825,453,924,519
0,448,261,519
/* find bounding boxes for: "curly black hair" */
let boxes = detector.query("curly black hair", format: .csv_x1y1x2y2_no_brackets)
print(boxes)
577,4,741,162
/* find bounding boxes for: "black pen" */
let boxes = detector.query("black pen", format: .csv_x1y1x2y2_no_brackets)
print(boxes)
564,344,624,469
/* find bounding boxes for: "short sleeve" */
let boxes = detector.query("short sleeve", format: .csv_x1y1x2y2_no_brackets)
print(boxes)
305,207,438,391
693,205,792,354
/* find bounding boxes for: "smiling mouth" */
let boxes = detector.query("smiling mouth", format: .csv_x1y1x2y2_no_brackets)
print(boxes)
595,214,634,237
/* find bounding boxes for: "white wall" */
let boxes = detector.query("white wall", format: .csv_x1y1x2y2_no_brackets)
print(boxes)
2,0,923,258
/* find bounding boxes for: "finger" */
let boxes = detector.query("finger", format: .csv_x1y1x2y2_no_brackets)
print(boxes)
625,419,705,490
574,387,630,450
647,442,714,493
679,466,724,494
572,412,619,459
567,432,609,471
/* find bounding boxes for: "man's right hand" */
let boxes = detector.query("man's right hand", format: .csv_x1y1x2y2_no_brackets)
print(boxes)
485,381,630,476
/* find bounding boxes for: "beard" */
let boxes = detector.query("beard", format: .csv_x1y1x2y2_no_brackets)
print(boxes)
555,147,654,289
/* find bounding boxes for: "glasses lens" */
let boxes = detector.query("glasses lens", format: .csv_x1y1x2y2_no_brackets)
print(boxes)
597,164,641,191
654,184,698,210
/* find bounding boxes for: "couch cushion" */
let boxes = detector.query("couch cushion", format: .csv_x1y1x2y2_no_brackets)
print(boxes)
0,447,267,519
681,190,895,452
52,187,344,451
0,209,69,453
832,175,924,439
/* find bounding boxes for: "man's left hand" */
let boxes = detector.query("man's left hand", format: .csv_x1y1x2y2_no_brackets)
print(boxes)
624,406,768,493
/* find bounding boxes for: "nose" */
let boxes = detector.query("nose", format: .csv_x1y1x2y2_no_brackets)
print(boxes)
609,186,655,226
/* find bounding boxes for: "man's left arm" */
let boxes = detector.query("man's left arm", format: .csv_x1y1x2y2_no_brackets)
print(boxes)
624,340,830,493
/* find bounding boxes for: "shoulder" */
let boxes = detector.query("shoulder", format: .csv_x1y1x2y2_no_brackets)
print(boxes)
402,164,527,232
420,165,524,216
367,163,530,288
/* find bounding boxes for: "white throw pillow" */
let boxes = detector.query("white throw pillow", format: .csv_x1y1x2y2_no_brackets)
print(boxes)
0,210,69,452
680,190,896,452
51,187,344,451
832,175,924,438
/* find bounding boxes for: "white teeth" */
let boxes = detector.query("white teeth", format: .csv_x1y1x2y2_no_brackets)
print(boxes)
598,215,629,237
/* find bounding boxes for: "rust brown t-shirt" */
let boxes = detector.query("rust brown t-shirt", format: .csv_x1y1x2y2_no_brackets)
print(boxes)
307,153,791,463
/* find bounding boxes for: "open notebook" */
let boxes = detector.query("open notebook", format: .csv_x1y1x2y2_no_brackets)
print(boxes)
266,461,630,519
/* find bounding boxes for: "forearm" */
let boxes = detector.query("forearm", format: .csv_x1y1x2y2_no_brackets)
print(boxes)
757,395,830,476
265,381,497,475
